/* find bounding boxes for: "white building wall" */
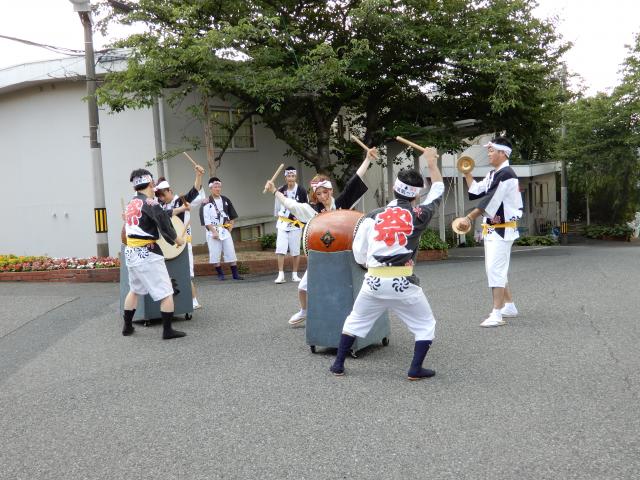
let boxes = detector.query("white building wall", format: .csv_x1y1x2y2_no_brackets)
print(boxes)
0,73,413,258
0,81,156,257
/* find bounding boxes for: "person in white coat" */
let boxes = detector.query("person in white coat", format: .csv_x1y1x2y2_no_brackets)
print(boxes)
455,136,523,327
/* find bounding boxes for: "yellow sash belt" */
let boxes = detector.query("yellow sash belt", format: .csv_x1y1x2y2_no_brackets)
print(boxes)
278,216,304,229
482,221,518,235
126,238,156,247
367,266,413,278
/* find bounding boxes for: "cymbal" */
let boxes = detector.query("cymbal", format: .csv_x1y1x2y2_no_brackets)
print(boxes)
457,156,475,174
452,217,471,235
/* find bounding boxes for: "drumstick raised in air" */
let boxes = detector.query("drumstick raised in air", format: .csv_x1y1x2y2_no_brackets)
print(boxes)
263,163,285,194
183,152,198,167
351,135,370,152
395,136,426,152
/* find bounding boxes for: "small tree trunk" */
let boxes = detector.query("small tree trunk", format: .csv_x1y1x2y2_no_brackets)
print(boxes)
586,191,591,225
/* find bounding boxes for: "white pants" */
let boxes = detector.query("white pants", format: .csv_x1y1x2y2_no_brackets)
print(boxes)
275,228,302,256
298,270,308,292
188,242,194,278
342,277,436,341
124,247,173,302
207,235,237,264
484,238,514,288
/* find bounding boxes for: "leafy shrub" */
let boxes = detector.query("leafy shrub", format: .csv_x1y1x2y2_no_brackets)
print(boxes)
419,229,449,251
583,224,633,240
514,235,558,246
259,233,277,250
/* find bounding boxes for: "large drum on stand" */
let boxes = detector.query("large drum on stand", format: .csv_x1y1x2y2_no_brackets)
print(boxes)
304,210,390,356
119,216,193,325
303,209,365,254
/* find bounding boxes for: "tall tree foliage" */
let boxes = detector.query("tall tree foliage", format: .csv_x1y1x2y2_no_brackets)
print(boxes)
560,33,640,224
96,0,567,182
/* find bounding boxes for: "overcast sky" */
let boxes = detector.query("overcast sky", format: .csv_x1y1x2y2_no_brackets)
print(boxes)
0,0,638,96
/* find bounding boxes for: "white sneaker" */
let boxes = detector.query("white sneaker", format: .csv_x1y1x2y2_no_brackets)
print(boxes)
288,310,306,326
291,273,301,282
192,299,202,310
480,312,505,328
275,272,286,284
501,303,518,317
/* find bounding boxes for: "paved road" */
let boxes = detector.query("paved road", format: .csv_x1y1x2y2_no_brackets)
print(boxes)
1,243,638,479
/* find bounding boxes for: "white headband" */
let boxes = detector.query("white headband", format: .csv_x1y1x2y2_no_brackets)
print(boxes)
209,181,222,188
484,141,512,157
132,174,153,186
311,180,332,192
154,180,170,191
393,178,422,198
284,169,297,176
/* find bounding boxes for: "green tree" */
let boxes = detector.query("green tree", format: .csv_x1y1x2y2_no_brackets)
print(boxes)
96,0,567,182
559,33,640,224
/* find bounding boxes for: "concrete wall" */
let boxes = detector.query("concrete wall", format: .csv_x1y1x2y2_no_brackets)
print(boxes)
0,81,157,258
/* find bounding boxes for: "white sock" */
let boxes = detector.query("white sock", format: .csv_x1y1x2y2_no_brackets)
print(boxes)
504,302,514,308
492,308,502,317
300,309,307,315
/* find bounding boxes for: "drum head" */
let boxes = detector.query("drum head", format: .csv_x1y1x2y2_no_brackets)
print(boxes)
303,209,364,254
157,216,187,260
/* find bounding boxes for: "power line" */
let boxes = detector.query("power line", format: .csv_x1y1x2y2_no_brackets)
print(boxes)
0,33,85,56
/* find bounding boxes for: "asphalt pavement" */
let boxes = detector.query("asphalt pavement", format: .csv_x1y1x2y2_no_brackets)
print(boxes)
1,242,638,480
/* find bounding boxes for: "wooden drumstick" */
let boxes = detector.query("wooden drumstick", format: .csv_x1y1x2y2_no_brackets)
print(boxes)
395,136,426,152
351,135,370,152
183,151,198,167
263,163,285,194
120,197,125,213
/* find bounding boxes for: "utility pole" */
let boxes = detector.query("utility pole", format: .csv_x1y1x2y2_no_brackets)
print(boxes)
69,0,109,257
560,64,569,244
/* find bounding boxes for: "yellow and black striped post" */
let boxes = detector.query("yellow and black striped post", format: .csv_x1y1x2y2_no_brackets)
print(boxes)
94,208,108,233
560,222,568,235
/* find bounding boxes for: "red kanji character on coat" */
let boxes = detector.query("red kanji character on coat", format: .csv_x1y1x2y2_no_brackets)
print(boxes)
373,207,414,246
125,198,143,226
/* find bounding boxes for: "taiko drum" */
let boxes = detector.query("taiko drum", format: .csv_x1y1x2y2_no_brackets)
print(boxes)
303,209,365,255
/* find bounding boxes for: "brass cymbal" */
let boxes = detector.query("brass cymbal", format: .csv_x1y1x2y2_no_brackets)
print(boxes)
452,217,471,235
456,155,475,174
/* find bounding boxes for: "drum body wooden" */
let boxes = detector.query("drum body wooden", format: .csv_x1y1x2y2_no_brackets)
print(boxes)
156,216,187,260
303,209,365,255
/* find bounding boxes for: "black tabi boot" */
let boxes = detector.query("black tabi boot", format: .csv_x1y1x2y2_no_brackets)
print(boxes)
215,266,225,281
329,334,356,376
407,340,436,381
231,265,244,280
162,311,186,340
122,309,135,336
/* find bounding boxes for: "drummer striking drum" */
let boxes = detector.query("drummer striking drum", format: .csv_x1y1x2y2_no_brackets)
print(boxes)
264,148,377,327
329,147,444,380
154,162,206,309
121,169,187,340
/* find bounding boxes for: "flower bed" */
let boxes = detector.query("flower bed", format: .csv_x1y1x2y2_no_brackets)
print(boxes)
0,255,120,273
